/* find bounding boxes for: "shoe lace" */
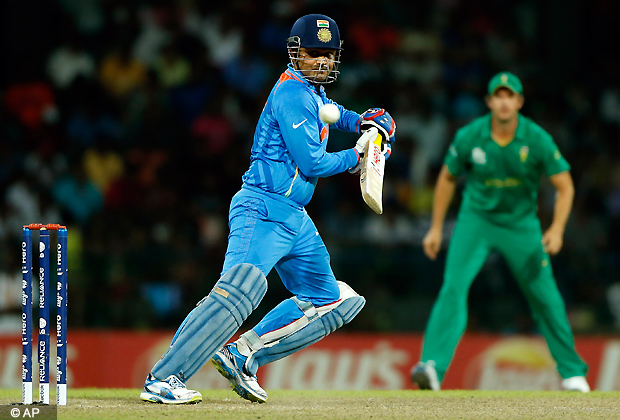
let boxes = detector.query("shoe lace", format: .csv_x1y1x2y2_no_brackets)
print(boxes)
167,376,186,389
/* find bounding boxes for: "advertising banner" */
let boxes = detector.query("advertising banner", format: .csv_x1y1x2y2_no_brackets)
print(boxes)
0,332,617,390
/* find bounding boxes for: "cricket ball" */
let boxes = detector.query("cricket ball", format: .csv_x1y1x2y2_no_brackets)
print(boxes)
319,103,340,124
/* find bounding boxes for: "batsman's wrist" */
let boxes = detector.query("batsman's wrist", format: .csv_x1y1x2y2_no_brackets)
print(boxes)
350,147,362,165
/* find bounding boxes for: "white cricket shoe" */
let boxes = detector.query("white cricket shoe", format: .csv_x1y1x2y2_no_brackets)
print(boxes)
140,373,202,404
410,361,441,391
562,376,590,392
212,344,268,403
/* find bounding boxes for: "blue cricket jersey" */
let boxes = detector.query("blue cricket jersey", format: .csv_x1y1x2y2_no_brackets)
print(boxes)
241,64,361,207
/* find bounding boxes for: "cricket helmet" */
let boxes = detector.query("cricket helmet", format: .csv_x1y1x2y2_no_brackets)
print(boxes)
286,14,343,84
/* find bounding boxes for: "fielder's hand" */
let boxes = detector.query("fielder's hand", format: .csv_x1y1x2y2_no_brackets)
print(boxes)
542,228,563,255
423,227,443,260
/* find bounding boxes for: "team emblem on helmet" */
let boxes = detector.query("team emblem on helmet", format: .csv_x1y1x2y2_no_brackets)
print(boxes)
317,28,332,43
501,74,508,83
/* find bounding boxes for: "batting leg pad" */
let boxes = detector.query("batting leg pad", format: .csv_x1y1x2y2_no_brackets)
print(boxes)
244,281,365,376
151,263,267,381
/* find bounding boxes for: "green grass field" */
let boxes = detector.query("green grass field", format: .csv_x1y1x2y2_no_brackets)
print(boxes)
1,389,619,420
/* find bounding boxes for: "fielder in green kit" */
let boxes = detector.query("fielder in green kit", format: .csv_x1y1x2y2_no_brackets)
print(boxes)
410,72,589,392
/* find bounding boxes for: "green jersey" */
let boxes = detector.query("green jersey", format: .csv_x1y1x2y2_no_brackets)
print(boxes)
444,113,570,226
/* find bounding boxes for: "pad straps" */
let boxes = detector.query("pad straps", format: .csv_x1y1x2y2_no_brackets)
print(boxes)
238,297,319,355
238,330,264,353
291,297,319,322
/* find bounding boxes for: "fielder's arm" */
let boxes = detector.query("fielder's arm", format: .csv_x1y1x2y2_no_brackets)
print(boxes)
542,170,574,255
423,164,457,260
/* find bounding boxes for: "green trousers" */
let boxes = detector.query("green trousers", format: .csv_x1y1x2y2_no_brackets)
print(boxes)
421,210,587,382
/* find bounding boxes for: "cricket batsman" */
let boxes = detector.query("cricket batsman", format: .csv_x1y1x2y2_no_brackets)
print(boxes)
140,14,395,404
410,72,589,392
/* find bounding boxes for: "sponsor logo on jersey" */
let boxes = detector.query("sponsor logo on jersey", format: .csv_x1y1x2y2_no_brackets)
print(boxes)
472,147,486,165
317,20,329,28
485,178,522,188
520,146,529,162
317,28,332,43
293,119,307,129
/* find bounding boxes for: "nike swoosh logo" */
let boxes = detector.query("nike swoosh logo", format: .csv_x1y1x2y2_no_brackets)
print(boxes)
292,119,307,129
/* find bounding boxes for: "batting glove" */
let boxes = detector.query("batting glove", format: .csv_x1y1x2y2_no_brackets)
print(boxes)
349,137,392,175
353,130,371,155
358,108,396,143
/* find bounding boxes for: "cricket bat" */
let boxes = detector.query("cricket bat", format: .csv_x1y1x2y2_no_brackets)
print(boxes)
359,127,385,214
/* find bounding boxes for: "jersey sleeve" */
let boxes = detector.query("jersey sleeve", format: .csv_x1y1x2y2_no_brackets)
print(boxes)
443,128,468,176
274,84,358,178
539,133,570,176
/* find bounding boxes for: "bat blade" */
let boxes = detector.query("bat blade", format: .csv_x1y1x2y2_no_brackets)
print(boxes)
359,128,385,214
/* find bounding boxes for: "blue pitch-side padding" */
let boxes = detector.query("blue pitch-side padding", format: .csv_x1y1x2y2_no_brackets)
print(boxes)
151,263,267,382
246,295,365,376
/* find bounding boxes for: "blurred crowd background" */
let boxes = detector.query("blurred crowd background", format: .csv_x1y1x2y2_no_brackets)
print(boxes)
1,0,619,335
